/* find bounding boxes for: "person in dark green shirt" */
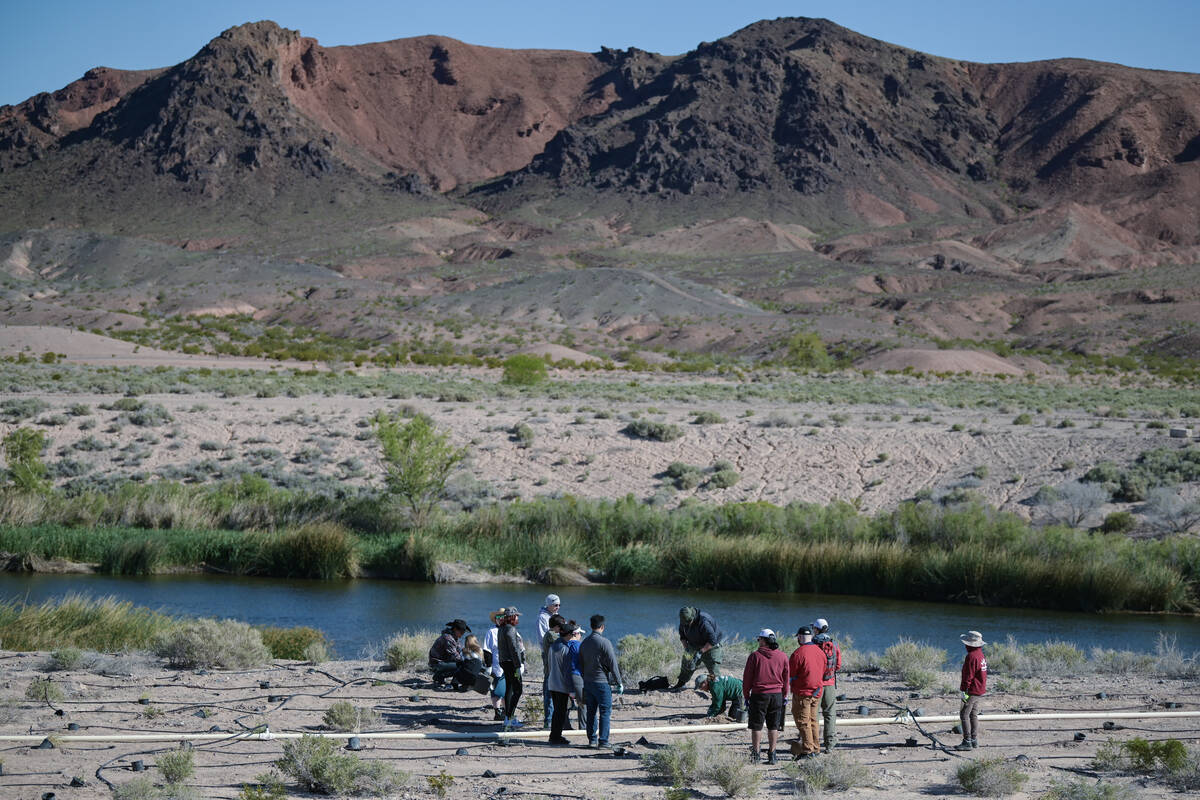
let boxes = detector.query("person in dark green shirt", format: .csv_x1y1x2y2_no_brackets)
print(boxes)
695,674,745,721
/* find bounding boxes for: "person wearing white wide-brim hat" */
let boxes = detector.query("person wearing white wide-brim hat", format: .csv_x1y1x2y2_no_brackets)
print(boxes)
956,631,988,751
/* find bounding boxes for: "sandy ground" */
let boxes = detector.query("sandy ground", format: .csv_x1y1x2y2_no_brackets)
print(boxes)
16,386,1196,518
0,651,1195,799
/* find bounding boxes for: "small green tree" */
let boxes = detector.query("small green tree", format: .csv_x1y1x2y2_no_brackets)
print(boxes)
3,427,49,492
374,413,467,525
502,354,549,385
784,332,833,370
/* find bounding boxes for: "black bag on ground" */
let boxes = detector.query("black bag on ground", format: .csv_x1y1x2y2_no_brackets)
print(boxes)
472,672,492,695
639,675,670,692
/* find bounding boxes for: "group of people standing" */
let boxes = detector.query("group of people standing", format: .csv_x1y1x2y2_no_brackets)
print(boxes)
429,600,988,763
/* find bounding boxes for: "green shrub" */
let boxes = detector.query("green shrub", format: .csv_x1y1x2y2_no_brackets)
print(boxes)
619,627,680,682
153,619,270,669
707,469,741,489
258,626,330,660
25,677,64,702
3,427,49,492
701,746,761,797
238,774,287,800
1093,737,1188,773
275,734,362,794
47,647,86,671
157,747,195,783
511,422,535,448
624,420,684,442
642,738,701,786
322,700,380,732
1100,511,1137,534
1012,413,1033,425
880,638,945,687
258,523,358,580
692,411,726,425
502,354,548,385
955,757,1028,797
384,630,434,670
785,751,872,793
114,776,160,800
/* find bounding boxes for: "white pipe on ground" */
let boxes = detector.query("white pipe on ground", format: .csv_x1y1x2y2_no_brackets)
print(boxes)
2,710,1196,743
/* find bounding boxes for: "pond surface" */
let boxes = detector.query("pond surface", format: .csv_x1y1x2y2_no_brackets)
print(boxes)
2,573,1197,658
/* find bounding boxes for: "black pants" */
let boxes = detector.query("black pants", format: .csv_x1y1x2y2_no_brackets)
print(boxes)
500,661,523,719
550,690,570,740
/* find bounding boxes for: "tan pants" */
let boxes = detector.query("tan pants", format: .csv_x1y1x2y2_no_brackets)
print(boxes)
960,694,983,741
791,694,821,755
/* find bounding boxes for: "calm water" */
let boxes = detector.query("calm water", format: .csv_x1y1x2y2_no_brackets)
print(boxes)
2,573,1197,657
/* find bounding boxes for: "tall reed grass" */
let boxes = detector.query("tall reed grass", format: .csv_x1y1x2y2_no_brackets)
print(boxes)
2,487,1198,613
0,594,177,650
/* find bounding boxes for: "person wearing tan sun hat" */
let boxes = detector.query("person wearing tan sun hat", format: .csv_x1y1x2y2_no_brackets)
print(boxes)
955,630,988,751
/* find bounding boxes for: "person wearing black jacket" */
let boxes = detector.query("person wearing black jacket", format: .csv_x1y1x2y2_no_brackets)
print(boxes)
497,606,526,730
674,606,723,688
427,619,470,687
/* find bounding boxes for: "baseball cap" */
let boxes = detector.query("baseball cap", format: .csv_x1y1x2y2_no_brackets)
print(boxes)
757,628,775,639
545,594,561,607
812,618,829,631
796,625,813,636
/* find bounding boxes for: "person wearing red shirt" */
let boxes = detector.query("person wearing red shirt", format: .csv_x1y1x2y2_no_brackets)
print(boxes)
956,630,988,750
788,625,827,758
742,628,789,765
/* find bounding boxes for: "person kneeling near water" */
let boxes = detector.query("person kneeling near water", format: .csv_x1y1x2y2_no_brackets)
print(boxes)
428,619,470,688
695,674,746,721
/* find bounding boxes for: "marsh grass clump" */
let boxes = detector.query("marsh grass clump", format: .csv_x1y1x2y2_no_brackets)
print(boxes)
986,637,1086,677
1040,779,1136,800
880,638,945,688
156,747,195,783
955,757,1029,797
322,700,381,732
257,523,358,580
154,618,270,669
384,630,434,670
623,420,684,442
0,594,175,651
258,626,330,661
785,751,873,795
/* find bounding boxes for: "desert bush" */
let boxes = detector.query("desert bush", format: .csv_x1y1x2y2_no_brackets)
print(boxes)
153,618,270,669
258,626,330,660
46,647,86,671
784,331,833,371
1100,511,1137,534
879,638,945,688
1153,633,1200,678
1093,737,1188,774
707,468,741,489
785,751,873,794
25,677,64,702
1090,648,1155,675
238,774,287,800
985,637,1085,677
642,738,702,785
114,777,160,800
384,630,434,670
759,412,795,428
1143,487,1200,534
692,411,725,425
666,462,705,490
955,757,1028,797
274,734,364,794
1039,779,1135,800
1039,481,1108,528
3,426,49,492
618,627,680,682
322,700,381,732
1012,413,1033,425
511,422,535,448
700,745,761,797
624,420,684,442
375,412,467,525
125,403,172,427
157,747,195,783
502,354,548,385
0,398,49,422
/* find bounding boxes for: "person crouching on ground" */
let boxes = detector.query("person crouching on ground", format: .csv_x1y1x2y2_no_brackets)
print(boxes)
675,606,724,688
481,608,507,720
956,630,988,751
578,614,623,749
546,622,578,745
428,619,470,688
695,673,746,721
451,634,485,691
812,618,841,752
789,625,826,759
497,606,525,730
743,628,789,765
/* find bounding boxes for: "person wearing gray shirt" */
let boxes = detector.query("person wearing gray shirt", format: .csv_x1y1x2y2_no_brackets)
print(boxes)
578,614,623,748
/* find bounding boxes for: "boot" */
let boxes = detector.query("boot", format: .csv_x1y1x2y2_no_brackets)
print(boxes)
766,750,777,765
953,739,973,752
969,738,978,749
749,747,760,764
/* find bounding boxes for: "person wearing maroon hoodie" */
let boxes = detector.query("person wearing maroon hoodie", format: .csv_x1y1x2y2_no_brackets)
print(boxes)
742,628,789,765
788,625,827,759
956,630,988,751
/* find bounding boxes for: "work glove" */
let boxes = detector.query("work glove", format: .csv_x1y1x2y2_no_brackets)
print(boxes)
813,687,822,699
960,691,969,703
616,684,624,696
691,652,703,669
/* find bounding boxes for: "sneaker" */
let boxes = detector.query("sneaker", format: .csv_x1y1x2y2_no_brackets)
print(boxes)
766,751,777,765
508,718,524,729
970,739,978,749
953,740,973,752
493,709,504,721
548,736,571,746
587,740,598,749
596,742,614,750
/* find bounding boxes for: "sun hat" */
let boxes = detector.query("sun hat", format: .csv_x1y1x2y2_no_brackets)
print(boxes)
489,608,506,624
960,631,986,647
812,618,829,632
796,625,813,636
446,619,471,633
757,628,775,639
544,594,561,607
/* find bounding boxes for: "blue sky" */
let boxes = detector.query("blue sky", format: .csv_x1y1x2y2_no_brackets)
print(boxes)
3,0,1198,106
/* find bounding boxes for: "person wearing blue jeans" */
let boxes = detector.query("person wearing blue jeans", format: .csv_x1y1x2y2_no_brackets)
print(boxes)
578,614,623,748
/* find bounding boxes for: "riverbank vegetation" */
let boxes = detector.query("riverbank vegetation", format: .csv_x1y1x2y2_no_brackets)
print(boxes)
2,486,1198,613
